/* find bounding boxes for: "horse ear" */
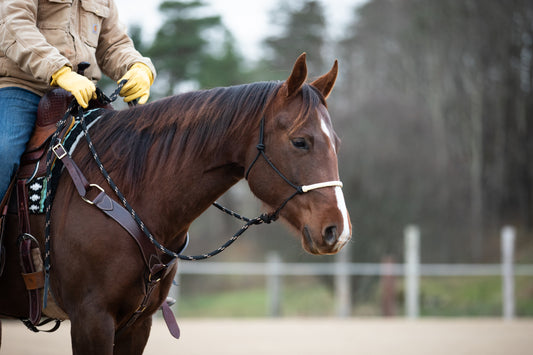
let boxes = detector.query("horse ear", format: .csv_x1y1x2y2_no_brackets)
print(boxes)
285,53,308,97
310,60,338,99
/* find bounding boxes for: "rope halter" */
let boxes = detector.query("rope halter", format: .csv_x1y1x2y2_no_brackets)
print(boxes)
245,115,343,223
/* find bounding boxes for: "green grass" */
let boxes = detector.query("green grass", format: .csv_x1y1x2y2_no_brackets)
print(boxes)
419,277,502,316
281,279,336,316
177,288,268,317
516,276,533,315
413,276,533,316
172,275,533,317
175,277,335,318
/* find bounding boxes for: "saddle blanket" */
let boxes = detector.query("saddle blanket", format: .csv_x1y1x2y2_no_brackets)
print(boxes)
27,109,104,214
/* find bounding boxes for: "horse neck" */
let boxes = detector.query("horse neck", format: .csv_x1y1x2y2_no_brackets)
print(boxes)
132,112,256,250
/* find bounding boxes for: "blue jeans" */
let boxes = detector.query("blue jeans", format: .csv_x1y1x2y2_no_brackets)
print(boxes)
0,87,40,200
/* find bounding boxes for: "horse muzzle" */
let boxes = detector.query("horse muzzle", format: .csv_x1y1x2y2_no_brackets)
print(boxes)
302,221,351,255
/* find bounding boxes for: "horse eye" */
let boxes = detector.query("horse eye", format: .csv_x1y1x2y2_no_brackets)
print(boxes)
291,138,309,150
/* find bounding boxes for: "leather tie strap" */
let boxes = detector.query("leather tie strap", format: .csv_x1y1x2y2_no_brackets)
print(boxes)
160,300,180,339
18,234,42,326
17,180,31,235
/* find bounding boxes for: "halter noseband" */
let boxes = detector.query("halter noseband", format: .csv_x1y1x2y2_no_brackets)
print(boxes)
244,115,343,223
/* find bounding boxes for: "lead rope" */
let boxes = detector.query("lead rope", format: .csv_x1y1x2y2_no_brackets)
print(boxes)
42,83,268,308
84,84,275,261
43,83,342,307
77,114,270,261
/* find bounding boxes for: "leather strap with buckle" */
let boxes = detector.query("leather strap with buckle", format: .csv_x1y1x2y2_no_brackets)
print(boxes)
52,135,184,338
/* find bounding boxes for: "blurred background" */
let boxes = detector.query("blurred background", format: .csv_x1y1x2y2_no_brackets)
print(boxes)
108,0,533,318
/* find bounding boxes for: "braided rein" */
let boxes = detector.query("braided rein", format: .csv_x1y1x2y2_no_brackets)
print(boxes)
43,81,343,306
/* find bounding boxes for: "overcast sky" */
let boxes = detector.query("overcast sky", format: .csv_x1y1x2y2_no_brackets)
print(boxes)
113,0,365,60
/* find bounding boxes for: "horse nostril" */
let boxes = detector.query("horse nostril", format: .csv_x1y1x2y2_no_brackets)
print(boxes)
323,225,338,246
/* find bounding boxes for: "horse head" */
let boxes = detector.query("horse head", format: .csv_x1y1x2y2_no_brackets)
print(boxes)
246,53,352,255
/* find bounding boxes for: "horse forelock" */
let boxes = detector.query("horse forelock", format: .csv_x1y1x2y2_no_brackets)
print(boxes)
285,84,327,136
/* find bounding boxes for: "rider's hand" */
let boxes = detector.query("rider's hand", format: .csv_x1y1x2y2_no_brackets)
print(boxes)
118,63,154,104
50,66,96,109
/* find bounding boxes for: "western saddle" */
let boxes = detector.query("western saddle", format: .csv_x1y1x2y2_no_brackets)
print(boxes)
0,86,112,329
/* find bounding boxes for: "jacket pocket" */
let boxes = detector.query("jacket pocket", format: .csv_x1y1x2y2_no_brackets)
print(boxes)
80,0,110,47
37,0,74,30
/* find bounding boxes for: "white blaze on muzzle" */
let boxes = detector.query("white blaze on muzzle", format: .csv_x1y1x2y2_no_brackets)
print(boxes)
317,115,350,244
301,180,350,245
335,186,351,243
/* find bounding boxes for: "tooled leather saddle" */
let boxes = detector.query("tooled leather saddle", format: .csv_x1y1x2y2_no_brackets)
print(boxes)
0,86,112,330
0,83,182,338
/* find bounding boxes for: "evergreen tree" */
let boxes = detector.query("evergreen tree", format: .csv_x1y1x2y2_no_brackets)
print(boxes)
336,0,533,261
148,1,239,95
196,30,245,88
128,24,146,54
263,0,326,76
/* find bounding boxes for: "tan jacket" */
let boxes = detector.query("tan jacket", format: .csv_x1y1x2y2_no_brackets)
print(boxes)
0,0,156,96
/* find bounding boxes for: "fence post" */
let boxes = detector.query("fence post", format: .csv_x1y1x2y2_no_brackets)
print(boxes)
501,226,515,320
267,252,282,317
335,242,351,317
404,225,420,319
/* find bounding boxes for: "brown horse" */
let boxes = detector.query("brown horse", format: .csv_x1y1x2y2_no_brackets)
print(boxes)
0,53,351,354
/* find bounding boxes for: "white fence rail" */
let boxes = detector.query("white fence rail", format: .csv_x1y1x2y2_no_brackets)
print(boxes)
173,226,533,318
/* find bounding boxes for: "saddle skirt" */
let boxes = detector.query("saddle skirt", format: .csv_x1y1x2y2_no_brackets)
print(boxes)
24,109,105,213
0,88,110,328
17,88,110,214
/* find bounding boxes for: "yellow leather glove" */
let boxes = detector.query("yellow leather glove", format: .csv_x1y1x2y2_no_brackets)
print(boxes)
118,63,154,104
51,66,96,108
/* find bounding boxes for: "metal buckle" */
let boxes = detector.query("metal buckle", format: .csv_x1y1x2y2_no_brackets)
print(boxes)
135,304,147,313
148,273,162,283
52,143,67,160
81,184,105,205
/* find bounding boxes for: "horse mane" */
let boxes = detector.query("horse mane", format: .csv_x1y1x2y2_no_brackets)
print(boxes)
79,81,325,195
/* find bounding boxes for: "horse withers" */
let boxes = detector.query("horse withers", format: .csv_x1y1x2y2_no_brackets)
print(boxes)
0,53,351,354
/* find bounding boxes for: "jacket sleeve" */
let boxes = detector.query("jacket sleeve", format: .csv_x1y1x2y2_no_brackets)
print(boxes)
0,0,70,83
95,0,156,82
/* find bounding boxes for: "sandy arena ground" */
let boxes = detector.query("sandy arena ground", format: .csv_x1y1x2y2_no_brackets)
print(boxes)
1,318,532,355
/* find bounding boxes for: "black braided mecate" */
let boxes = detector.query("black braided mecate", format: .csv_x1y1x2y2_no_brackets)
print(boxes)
42,81,280,308
76,96,275,261
79,110,272,261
